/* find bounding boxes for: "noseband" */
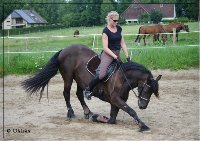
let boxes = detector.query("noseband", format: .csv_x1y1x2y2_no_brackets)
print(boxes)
138,83,151,102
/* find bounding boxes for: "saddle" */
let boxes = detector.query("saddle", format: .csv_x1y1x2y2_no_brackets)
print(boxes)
86,55,118,82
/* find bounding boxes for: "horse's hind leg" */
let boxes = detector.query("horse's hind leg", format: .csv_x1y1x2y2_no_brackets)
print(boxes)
143,35,146,45
63,77,75,119
76,85,93,119
138,36,142,46
154,34,159,42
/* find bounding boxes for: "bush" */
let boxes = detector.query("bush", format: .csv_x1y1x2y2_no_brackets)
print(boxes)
174,17,190,23
138,13,150,24
162,17,194,24
1,24,66,36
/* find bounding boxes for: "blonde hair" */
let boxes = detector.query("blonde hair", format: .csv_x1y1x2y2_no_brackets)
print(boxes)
105,11,119,23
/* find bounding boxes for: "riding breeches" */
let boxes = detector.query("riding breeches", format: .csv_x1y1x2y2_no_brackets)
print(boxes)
98,50,120,80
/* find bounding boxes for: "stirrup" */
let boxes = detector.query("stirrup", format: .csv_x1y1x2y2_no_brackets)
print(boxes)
83,89,92,100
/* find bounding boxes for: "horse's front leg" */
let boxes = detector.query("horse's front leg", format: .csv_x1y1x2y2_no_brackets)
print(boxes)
153,34,156,42
108,104,119,124
111,96,150,132
176,32,178,41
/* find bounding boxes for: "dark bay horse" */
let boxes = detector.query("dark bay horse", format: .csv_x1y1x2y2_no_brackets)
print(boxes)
135,25,167,45
162,22,189,41
22,44,162,132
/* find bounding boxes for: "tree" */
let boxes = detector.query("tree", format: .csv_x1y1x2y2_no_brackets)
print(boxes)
1,0,26,26
100,0,115,24
61,0,102,26
150,10,163,24
176,2,199,21
113,0,133,14
186,3,199,21
62,13,82,27
83,0,102,26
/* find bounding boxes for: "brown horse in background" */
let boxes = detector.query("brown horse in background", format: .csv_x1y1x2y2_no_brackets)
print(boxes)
135,25,167,45
73,30,80,37
21,44,162,132
162,22,189,41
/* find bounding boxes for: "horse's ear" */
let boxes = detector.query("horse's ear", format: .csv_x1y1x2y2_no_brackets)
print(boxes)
156,75,162,81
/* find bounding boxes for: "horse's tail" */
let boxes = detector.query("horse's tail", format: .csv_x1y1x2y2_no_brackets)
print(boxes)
21,50,62,95
135,27,141,42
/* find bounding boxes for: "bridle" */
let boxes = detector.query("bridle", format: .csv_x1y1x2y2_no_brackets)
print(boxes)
118,63,151,102
138,82,151,102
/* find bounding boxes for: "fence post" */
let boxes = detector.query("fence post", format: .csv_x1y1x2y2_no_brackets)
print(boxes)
7,37,10,65
25,36,28,50
173,28,176,46
97,35,99,51
130,50,133,60
92,34,96,51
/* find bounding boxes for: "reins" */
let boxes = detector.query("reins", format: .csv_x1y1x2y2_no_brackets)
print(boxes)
117,62,139,99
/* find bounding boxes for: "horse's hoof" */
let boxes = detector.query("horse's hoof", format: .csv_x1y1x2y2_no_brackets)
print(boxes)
138,125,151,133
67,109,76,119
108,119,116,124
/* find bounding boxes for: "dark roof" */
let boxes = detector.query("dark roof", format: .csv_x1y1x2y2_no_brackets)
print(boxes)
121,3,175,19
11,10,48,24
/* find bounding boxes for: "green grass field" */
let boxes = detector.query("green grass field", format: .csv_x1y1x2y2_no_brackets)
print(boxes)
0,22,199,76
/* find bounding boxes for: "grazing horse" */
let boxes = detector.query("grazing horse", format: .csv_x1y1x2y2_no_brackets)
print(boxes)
135,25,167,45
162,22,189,41
21,44,162,132
73,30,80,37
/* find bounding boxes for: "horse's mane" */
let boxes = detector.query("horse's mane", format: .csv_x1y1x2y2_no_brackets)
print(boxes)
121,62,159,95
121,62,152,77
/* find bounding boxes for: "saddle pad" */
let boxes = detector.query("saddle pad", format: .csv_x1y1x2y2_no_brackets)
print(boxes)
86,55,100,76
86,55,118,82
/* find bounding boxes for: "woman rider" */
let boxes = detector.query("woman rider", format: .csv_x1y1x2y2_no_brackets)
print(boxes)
84,11,130,100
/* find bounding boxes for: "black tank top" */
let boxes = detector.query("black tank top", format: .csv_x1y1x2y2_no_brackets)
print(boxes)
102,25,122,50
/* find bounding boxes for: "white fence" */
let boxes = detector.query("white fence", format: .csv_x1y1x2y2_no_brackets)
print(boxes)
1,30,199,55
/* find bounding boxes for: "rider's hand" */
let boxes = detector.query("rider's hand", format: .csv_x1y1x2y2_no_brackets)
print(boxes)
126,56,131,62
114,57,123,64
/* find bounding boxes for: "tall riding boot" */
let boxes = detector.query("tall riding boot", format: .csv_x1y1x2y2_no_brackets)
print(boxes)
83,75,101,100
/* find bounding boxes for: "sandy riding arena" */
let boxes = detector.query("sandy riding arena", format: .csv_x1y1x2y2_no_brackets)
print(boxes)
1,69,199,140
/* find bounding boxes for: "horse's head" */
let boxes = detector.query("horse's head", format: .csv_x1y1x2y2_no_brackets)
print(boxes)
184,25,189,32
121,62,162,109
176,23,189,32
137,75,162,109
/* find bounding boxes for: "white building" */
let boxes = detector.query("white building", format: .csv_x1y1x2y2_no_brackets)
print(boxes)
2,10,48,29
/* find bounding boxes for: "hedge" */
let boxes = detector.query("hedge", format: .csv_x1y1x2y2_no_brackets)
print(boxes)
0,24,67,36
